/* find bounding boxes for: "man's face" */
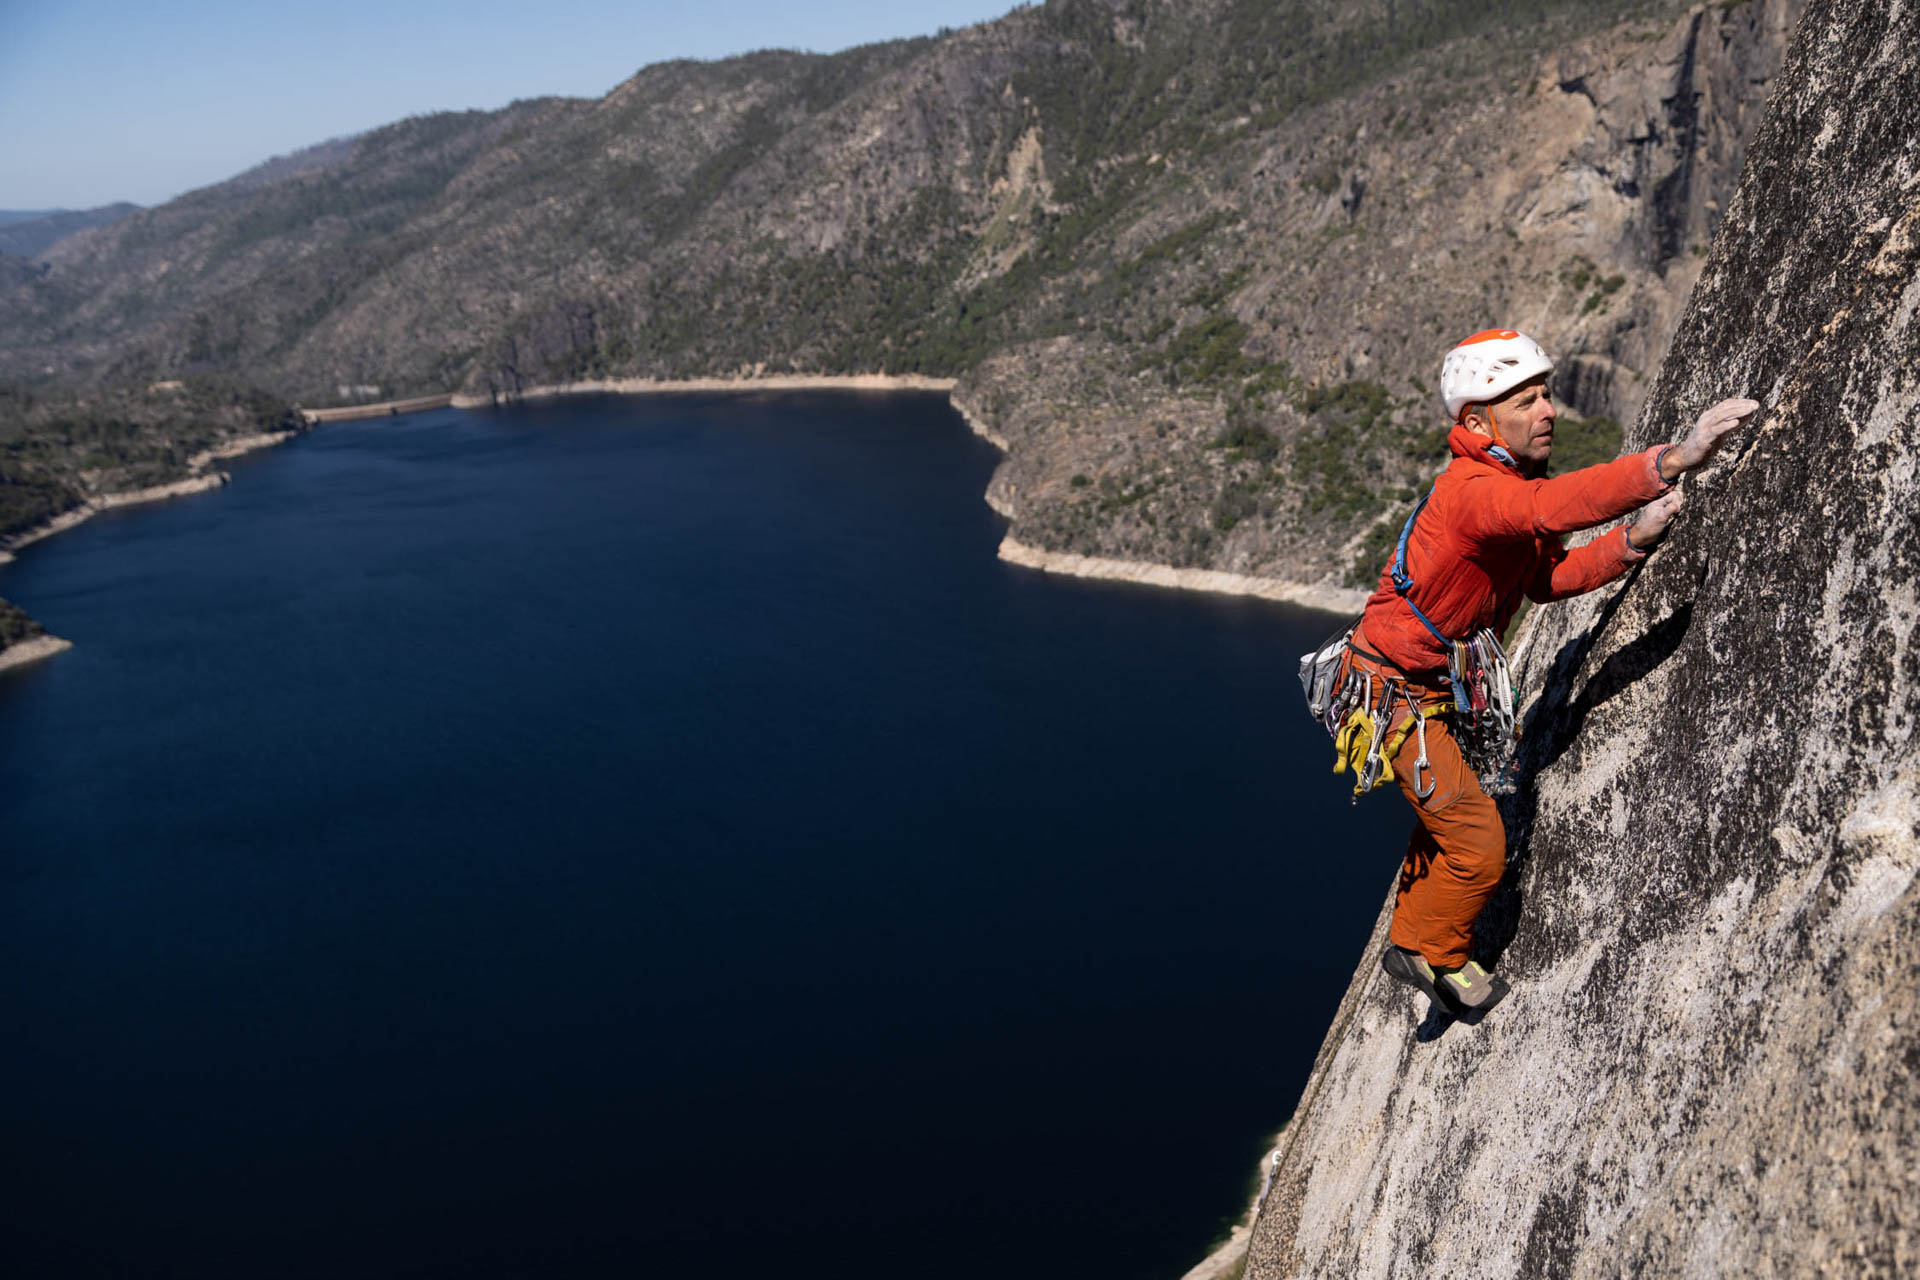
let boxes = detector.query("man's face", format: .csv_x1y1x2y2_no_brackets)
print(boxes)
1482,374,1557,468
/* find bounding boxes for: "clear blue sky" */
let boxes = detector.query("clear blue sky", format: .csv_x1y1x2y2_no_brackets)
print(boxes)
0,0,1021,210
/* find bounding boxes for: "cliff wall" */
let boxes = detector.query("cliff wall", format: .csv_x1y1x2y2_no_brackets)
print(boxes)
1244,0,1918,1273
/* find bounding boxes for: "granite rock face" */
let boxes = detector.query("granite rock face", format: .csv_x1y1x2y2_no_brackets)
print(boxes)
1244,1,1919,1274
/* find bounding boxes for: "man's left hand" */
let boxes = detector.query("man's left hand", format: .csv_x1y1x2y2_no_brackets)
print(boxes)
1628,488,1686,551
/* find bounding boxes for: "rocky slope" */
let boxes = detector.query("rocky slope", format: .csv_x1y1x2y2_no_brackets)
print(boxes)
1242,0,1917,1273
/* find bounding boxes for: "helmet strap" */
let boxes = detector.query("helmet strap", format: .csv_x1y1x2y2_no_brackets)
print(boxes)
1461,401,1531,472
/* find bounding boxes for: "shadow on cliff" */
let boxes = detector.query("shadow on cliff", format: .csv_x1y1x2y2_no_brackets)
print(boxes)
1471,567,1695,973
1414,998,1500,1042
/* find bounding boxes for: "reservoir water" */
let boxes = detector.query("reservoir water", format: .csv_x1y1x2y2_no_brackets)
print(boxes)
1,392,1405,1279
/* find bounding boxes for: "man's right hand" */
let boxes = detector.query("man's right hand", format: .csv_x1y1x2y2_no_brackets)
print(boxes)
1659,397,1761,481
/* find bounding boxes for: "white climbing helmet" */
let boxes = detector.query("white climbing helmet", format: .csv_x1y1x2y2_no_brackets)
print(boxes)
1440,328,1555,422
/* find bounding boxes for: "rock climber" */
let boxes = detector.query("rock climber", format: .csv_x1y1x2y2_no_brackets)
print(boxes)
1330,328,1757,1016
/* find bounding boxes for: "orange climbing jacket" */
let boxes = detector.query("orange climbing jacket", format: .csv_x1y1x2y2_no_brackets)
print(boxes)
1357,423,1673,679
1300,424,1674,800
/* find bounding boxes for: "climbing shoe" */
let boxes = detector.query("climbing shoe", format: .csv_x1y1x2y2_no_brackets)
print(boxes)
1380,947,1511,1016
1380,945,1449,1010
1434,960,1509,1014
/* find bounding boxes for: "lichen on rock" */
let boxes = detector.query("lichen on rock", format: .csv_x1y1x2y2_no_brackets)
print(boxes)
1244,1,1919,1274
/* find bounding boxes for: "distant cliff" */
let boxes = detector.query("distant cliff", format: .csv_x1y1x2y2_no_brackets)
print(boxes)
1242,0,1917,1273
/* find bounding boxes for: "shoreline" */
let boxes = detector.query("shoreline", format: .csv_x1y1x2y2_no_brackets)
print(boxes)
298,374,962,424
1,473,228,563
191,429,302,468
948,390,1358,615
997,536,1369,615
1179,1131,1288,1280
450,372,959,407
0,633,74,673
947,392,1011,451
0,429,298,566
295,375,1366,618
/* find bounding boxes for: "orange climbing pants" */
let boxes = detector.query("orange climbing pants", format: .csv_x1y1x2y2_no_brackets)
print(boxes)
1385,713,1506,970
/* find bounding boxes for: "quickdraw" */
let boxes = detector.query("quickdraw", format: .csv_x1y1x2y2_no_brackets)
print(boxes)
1453,626,1517,740
1323,654,1453,804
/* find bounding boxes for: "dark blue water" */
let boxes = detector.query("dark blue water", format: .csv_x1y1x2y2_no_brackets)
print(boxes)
1,392,1402,1279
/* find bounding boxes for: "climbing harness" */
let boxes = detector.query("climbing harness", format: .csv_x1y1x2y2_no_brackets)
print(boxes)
1297,486,1521,800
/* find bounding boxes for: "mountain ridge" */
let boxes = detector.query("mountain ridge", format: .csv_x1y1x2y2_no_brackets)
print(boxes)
0,202,141,259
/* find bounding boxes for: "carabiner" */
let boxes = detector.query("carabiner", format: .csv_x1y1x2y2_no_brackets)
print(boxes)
1404,687,1435,801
